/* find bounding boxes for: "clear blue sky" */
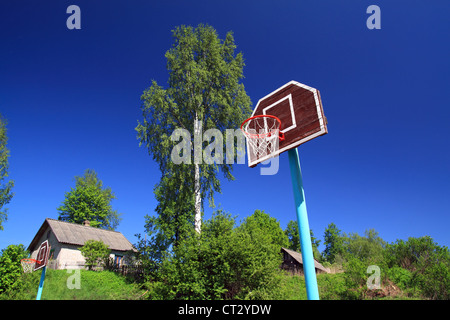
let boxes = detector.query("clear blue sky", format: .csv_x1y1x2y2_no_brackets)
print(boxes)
1,0,449,252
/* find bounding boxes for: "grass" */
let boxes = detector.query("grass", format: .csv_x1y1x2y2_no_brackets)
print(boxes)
1,268,420,300
1,269,145,300
274,272,421,300
276,273,347,300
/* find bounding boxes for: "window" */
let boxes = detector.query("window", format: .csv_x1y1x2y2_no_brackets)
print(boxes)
114,255,123,267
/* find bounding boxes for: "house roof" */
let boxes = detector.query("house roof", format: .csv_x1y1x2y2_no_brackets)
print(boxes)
281,247,330,273
28,218,136,252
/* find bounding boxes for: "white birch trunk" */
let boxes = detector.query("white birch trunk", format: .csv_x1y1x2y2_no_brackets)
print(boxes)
193,114,202,234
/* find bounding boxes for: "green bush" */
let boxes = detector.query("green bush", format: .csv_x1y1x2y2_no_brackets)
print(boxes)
318,273,347,300
384,236,450,299
0,244,29,294
79,240,110,270
145,210,288,300
386,266,413,290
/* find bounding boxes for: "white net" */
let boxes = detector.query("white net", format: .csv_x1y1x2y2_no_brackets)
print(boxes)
21,259,36,273
242,116,282,161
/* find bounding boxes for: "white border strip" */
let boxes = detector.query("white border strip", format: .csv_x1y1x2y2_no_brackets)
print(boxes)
262,94,296,133
33,239,49,271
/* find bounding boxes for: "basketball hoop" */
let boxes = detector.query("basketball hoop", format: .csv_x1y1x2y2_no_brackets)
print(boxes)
241,115,285,161
20,259,37,273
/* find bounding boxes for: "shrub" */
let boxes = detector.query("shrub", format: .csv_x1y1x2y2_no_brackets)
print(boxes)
386,266,413,290
0,244,29,293
145,210,287,300
79,240,110,270
384,236,450,299
318,273,347,300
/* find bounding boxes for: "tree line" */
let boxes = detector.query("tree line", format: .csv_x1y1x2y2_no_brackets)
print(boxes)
1,209,449,299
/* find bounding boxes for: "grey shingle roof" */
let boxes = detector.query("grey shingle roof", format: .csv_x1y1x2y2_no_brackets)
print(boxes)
282,247,330,273
29,218,135,252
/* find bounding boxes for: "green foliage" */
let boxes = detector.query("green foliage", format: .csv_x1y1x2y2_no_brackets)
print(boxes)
385,236,441,269
341,256,371,299
0,114,14,230
144,211,233,300
284,221,321,260
0,270,41,300
146,167,196,247
284,220,300,251
133,231,167,279
57,169,122,230
232,211,288,299
2,232,449,300
136,24,252,173
0,269,144,300
309,230,322,261
318,273,347,300
142,216,449,300
0,244,28,293
386,266,413,291
328,231,450,300
79,240,111,271
384,236,450,299
328,228,387,299
145,210,287,300
242,210,289,249
136,24,252,239
272,274,308,300
344,229,386,262
323,223,345,264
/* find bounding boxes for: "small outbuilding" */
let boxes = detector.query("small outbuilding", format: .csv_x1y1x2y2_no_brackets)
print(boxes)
28,218,136,269
281,247,330,275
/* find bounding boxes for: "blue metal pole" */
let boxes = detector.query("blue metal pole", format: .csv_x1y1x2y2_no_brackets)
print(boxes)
288,148,320,300
36,266,46,300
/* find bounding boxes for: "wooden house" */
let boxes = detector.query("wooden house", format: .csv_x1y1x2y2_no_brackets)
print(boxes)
28,218,136,269
281,247,330,275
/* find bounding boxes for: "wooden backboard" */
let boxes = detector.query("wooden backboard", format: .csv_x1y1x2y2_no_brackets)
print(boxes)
246,81,328,167
34,240,50,271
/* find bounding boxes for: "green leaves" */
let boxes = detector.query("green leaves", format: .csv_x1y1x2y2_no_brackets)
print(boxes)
137,24,252,173
79,240,111,271
145,210,287,300
323,223,345,264
57,169,121,230
384,236,450,299
0,244,28,293
0,114,14,231
136,24,252,239
284,220,321,260
319,223,450,299
285,220,300,252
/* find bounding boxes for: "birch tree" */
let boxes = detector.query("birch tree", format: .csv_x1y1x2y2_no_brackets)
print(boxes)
136,24,251,237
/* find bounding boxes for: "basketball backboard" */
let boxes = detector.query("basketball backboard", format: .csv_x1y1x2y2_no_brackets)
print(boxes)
245,81,328,167
34,240,50,271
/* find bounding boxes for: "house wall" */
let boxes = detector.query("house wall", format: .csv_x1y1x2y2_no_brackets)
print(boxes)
29,225,129,270
281,250,327,275
281,251,304,275
57,244,127,270
57,244,85,269
30,225,61,262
